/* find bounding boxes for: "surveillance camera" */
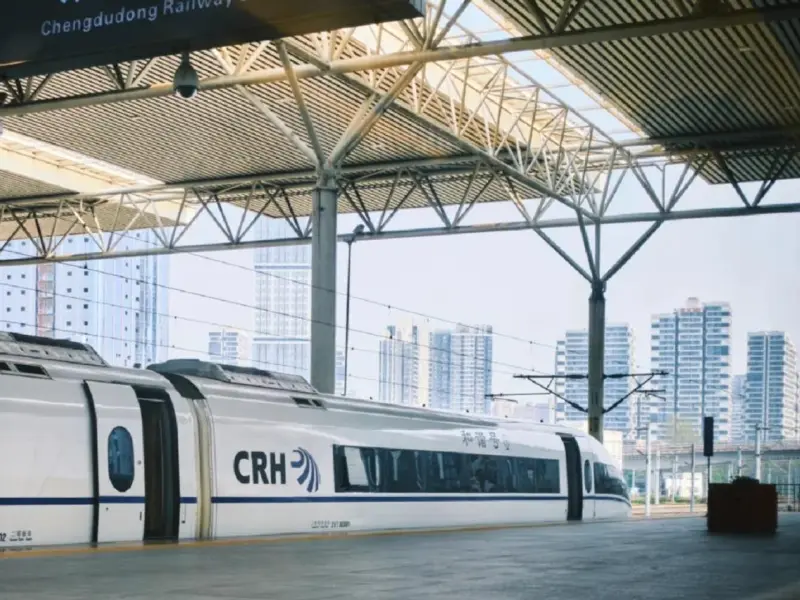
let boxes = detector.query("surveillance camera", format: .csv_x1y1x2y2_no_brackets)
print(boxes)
173,53,198,99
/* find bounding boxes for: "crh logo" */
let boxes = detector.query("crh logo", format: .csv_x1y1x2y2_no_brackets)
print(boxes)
291,447,320,493
234,448,320,493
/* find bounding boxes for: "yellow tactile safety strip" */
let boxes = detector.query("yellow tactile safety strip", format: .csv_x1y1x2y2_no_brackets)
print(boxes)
0,513,698,560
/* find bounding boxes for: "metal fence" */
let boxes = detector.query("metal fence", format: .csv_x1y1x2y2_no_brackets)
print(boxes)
775,484,800,511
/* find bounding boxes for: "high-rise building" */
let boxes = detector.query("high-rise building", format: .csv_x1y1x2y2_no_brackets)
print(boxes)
554,324,635,434
731,374,747,444
378,321,427,406
796,372,800,441
252,219,310,378
0,232,168,367
744,332,798,443
208,330,251,366
651,298,732,443
428,324,493,415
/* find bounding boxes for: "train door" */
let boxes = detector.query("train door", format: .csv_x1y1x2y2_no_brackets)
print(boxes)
558,434,583,521
85,381,146,544
136,387,180,542
85,381,179,544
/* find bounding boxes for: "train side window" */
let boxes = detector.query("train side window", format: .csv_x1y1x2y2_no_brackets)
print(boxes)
584,460,592,493
343,447,370,491
360,448,382,492
536,459,560,493
108,426,135,492
331,445,561,495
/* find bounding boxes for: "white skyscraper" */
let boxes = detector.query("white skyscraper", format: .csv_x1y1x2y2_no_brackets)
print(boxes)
0,232,168,367
378,321,428,406
744,332,798,443
554,324,635,434
651,298,732,443
428,324,493,415
208,330,251,367
252,219,310,378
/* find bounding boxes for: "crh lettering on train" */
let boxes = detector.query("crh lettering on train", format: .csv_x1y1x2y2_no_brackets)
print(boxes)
234,451,286,485
233,447,321,492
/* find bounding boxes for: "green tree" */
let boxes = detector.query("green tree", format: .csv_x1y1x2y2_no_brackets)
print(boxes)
663,414,699,445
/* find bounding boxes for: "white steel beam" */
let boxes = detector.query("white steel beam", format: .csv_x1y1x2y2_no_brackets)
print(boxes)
0,144,116,194
1,200,798,267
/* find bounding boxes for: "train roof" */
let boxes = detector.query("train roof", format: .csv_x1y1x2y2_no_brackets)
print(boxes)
0,332,170,388
0,334,587,437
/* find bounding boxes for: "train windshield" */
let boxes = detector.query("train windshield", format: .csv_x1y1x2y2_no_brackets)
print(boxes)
593,462,629,500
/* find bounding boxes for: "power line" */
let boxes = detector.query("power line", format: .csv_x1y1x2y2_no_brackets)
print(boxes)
0,244,540,375
0,319,493,408
0,279,525,379
5,213,558,352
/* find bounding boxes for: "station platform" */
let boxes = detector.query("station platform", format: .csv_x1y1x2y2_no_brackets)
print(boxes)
2,514,800,600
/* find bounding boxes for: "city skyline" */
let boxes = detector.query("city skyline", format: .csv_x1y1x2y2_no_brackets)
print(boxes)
378,320,493,414
555,324,635,434
252,218,311,378
0,223,794,444
547,297,799,444
0,231,169,368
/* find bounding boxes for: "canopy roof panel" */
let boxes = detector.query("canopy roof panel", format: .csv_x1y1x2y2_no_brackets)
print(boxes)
482,0,800,183
0,171,68,199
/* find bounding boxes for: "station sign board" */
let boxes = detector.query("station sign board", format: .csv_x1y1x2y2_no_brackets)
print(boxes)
0,0,426,79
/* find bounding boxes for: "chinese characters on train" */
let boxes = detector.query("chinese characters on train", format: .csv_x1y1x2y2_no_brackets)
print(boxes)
0,530,33,543
461,430,510,451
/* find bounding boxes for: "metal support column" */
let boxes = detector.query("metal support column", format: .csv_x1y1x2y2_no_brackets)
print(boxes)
587,280,606,442
690,443,696,513
655,446,661,505
310,177,339,393
644,423,652,517
755,424,763,481
737,447,743,478
672,454,678,502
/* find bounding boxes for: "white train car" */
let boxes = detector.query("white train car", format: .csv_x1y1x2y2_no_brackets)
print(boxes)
0,333,629,549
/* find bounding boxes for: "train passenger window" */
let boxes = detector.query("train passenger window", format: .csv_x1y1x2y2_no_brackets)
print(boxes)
584,460,592,493
332,444,560,495
333,446,371,492
108,426,135,493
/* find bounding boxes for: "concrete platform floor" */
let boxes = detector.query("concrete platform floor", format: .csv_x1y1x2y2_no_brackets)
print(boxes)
2,514,800,600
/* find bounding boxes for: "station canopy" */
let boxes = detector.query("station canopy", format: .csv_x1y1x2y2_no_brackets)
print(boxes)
0,0,799,257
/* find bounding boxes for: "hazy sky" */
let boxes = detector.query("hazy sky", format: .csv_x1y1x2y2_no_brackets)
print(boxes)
166,172,800,403
111,3,800,403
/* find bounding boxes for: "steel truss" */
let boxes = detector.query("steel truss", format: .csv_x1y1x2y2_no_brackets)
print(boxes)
1,147,798,266
1,0,800,428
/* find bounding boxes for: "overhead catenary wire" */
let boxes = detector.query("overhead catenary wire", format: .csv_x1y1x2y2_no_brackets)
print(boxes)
0,242,543,375
2,210,558,353
0,319,496,408
0,278,526,379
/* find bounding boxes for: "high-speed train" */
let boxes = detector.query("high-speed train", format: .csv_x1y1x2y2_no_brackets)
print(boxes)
0,333,629,549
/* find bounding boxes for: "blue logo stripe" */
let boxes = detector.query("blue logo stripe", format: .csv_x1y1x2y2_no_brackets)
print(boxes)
211,494,571,504
291,447,320,493
0,495,630,507
0,497,199,506
0,497,94,506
